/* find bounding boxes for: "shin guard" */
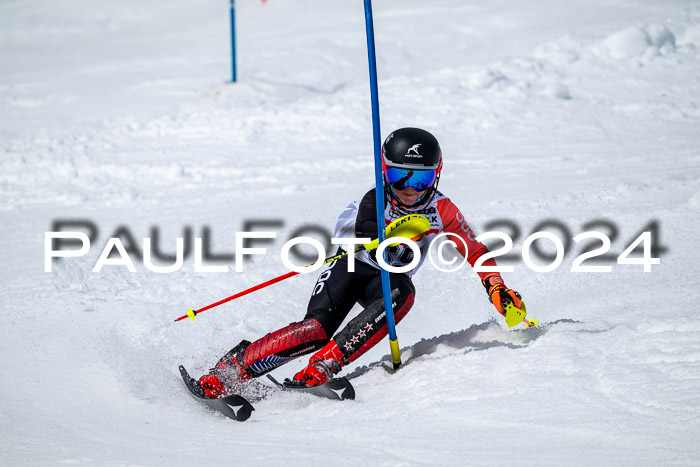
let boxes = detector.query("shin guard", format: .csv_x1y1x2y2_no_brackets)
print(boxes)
238,318,329,377
333,286,414,364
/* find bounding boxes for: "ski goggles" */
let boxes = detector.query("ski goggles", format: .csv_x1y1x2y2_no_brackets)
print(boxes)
384,167,437,192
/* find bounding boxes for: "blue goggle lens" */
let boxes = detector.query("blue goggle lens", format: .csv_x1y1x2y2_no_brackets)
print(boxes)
384,167,437,192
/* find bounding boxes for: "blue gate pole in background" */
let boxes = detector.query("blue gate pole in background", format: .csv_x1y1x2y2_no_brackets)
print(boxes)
230,0,237,82
363,0,402,370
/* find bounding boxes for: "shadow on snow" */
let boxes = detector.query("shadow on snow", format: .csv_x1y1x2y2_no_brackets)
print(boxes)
345,319,580,380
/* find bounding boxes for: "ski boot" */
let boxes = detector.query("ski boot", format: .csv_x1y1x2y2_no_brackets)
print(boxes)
290,340,344,388
197,373,226,399
197,340,252,399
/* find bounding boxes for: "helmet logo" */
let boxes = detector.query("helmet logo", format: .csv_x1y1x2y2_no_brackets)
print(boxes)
406,144,422,157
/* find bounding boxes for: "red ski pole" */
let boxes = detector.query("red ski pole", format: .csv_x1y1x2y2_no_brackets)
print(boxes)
174,270,299,322
175,214,431,323
175,244,363,322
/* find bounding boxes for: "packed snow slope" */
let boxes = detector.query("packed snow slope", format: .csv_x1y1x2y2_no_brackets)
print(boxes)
2,0,700,465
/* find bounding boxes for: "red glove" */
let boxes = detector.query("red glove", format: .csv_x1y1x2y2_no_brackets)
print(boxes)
483,276,531,328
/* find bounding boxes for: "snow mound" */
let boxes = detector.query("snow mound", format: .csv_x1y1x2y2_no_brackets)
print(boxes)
600,25,676,59
532,35,582,66
678,24,700,49
689,191,700,210
465,59,571,100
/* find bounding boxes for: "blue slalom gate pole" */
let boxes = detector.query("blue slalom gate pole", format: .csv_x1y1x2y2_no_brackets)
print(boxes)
364,0,401,370
230,0,237,82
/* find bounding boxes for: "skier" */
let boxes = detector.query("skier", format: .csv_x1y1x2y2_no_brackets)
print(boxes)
197,127,528,398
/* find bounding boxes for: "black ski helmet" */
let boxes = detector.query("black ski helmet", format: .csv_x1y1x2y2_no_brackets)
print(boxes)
382,127,443,207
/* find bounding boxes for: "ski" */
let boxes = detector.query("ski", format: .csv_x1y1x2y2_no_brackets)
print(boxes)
266,374,356,401
179,365,255,422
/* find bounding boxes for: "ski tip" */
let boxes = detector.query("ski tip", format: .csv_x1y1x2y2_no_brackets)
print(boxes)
178,365,191,380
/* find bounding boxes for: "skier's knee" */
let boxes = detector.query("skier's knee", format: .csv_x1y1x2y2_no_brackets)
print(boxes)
303,310,339,338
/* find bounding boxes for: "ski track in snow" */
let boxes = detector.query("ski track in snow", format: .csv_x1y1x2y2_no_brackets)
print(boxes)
1,0,700,465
